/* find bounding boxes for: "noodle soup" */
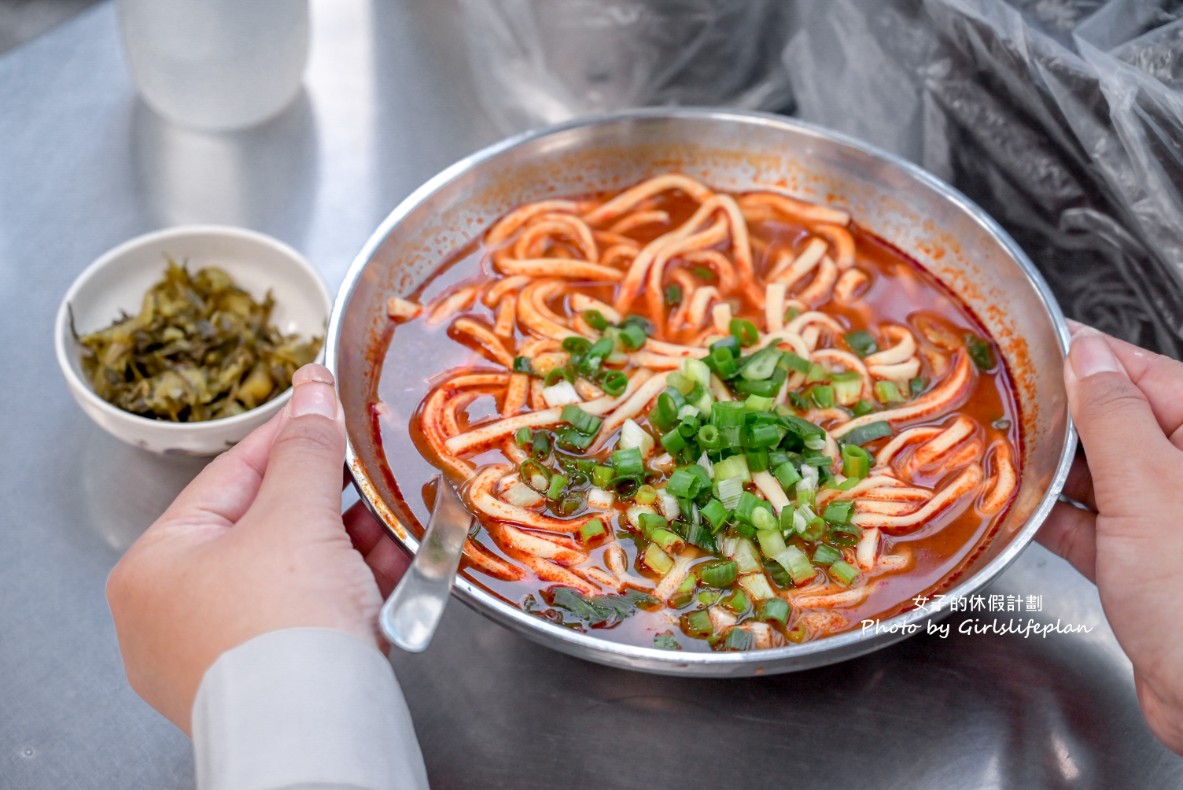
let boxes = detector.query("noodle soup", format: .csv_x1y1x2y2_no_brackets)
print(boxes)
373,175,1020,653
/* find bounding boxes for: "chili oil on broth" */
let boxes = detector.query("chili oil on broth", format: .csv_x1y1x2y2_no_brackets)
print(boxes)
370,178,1021,653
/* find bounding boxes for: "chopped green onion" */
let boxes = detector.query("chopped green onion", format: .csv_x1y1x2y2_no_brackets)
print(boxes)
650,528,685,554
670,575,699,608
592,464,614,489
781,352,812,374
512,356,534,375
830,559,859,586
701,498,729,531
561,336,591,355
808,385,835,409
823,500,855,525
666,467,702,499
773,461,802,490
805,363,829,383
600,370,627,396
612,447,645,479
851,399,877,417
743,422,781,449
696,424,722,451
729,318,759,347
714,454,751,484
736,491,769,526
721,628,754,651
684,609,713,637
660,429,688,453
583,309,610,331
739,572,777,602
698,559,739,587
812,544,842,566
664,284,683,306
634,485,658,506
555,490,585,516
554,426,594,451
841,443,871,479
909,376,927,396
546,474,568,500
739,346,781,380
842,421,892,446
845,330,878,357
514,427,532,447
723,589,750,613
831,372,862,406
745,448,770,473
637,512,668,535
715,477,744,510
874,380,903,404
711,400,746,428
620,323,648,351
642,543,674,575
520,459,550,492
744,394,774,412
561,404,602,436
964,333,996,370
580,518,607,544
531,431,551,459
781,545,816,585
828,523,862,547
757,598,790,625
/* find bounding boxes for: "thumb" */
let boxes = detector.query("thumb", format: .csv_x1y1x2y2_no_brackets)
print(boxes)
1065,328,1172,515
249,364,347,529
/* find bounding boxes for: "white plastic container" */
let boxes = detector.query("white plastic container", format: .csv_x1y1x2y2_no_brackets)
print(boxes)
117,0,309,131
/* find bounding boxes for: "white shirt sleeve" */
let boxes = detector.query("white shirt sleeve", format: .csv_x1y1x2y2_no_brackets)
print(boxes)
191,627,429,790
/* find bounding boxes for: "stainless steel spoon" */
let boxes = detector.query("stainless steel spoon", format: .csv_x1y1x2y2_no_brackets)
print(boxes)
379,475,473,652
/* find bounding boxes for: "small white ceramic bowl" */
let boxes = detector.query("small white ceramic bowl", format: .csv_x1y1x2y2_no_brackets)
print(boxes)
56,225,332,456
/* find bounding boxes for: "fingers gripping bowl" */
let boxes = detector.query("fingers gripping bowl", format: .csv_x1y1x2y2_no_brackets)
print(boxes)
328,110,1074,675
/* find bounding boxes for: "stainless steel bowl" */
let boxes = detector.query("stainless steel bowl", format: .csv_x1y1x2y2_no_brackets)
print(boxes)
327,108,1075,676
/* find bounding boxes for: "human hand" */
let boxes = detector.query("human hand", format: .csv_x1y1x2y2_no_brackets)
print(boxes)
1036,322,1183,754
107,364,410,734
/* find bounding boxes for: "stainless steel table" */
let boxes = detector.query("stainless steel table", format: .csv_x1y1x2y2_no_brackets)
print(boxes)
1,2,1179,788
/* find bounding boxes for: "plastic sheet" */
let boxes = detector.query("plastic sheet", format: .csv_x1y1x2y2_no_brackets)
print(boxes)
458,0,1182,355
457,0,794,132
783,0,1183,355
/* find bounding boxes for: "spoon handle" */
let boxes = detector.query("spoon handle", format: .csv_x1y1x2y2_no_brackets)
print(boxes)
379,475,473,652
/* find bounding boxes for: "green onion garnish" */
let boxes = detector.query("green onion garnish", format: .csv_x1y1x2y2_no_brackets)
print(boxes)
842,421,892,446
580,518,607,544
844,330,878,357
812,544,842,566
729,318,759,347
612,447,644,479
664,284,683,306
909,376,927,396
561,404,602,436
546,474,568,500
643,543,674,575
591,464,613,489
757,598,790,625
823,500,855,525
512,356,534,375
684,609,713,636
841,443,871,479
874,380,903,404
721,628,754,651
583,309,609,331
700,498,729,531
964,333,996,370
698,559,739,588
514,427,532,447
620,323,648,351
600,370,627,396
830,559,859,586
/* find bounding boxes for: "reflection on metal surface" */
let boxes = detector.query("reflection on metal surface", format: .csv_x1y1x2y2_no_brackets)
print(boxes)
130,94,318,236
75,423,206,551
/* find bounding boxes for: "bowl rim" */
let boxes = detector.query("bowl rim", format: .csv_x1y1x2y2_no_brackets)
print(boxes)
55,223,332,433
329,107,1077,671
